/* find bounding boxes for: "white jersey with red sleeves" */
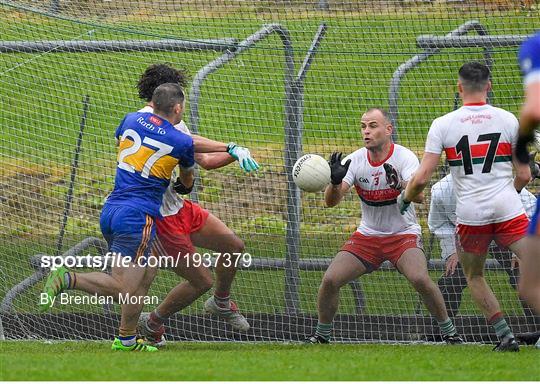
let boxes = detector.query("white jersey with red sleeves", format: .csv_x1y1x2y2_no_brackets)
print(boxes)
138,105,191,217
425,103,524,226
342,143,421,236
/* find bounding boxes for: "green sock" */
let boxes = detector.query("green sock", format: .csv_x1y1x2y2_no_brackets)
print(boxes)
315,322,332,341
490,316,513,340
438,318,456,337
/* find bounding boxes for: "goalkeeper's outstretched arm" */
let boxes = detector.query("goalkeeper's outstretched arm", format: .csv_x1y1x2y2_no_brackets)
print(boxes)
324,182,350,208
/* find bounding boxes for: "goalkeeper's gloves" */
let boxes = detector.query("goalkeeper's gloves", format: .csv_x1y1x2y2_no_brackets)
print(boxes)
173,177,193,195
329,151,352,185
227,143,260,172
515,132,535,165
397,191,411,215
383,163,403,191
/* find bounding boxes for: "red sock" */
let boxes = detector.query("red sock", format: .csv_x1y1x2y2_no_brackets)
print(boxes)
148,311,164,330
488,311,504,324
214,292,230,308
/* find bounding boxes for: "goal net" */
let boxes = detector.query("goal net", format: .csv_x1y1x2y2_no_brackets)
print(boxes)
1,0,538,343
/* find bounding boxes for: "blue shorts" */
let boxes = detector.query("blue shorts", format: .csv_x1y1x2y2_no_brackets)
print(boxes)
100,204,156,265
529,197,540,236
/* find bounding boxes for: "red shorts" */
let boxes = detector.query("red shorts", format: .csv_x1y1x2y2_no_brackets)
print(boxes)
154,200,210,259
456,214,529,255
340,232,422,272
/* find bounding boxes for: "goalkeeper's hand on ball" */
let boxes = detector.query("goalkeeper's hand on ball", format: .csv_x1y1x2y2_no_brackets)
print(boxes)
329,151,351,185
383,163,403,191
227,143,260,172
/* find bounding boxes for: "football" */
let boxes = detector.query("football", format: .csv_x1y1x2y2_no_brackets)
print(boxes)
292,154,331,192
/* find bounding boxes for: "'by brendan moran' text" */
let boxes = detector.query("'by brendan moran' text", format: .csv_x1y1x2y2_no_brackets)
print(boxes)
40,293,159,308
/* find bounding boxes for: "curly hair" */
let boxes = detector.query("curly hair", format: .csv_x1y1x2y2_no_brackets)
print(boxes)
137,63,189,101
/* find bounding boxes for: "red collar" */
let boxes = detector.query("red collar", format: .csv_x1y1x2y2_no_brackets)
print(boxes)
367,143,395,167
463,102,487,106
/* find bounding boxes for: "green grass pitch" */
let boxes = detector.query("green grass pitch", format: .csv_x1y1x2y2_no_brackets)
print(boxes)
1,341,539,381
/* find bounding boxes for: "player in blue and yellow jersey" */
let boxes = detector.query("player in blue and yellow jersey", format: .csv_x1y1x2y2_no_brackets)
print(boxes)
41,83,194,352
102,84,195,260
515,32,540,345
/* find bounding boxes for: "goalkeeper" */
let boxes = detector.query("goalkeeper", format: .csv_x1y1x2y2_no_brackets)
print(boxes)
306,108,462,344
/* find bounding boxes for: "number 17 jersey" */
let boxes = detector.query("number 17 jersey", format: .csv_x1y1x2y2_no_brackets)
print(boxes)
425,103,524,226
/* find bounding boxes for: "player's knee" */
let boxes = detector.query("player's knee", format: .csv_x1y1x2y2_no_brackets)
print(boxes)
320,273,342,291
463,269,484,282
116,276,149,296
200,275,214,292
230,236,245,254
131,280,152,296
217,236,244,256
409,274,431,292
141,267,157,290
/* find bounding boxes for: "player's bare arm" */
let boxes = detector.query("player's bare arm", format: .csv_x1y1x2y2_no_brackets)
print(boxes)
195,152,235,170
402,152,440,208
192,137,260,172
191,135,259,172
192,134,228,153
324,182,351,208
399,181,423,203
512,156,532,193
